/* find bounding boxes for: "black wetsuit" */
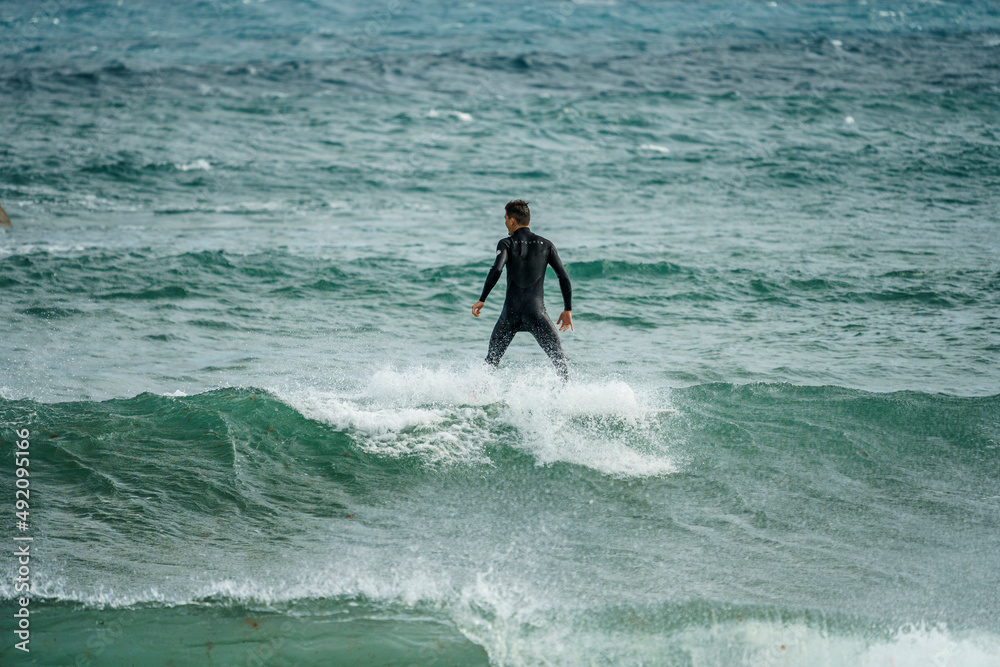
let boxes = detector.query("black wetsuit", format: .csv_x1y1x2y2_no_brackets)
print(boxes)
479,226,572,380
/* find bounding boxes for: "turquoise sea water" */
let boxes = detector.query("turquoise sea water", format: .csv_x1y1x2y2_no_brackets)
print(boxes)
1,1,999,665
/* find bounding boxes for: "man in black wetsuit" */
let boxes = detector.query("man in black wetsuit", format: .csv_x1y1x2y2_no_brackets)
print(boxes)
471,199,573,380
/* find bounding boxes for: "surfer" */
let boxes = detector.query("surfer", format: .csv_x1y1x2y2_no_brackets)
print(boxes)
472,200,573,381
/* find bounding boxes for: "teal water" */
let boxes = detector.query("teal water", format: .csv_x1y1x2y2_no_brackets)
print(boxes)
2,1,1000,665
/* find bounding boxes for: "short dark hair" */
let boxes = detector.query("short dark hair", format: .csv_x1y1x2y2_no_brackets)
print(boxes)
505,199,530,226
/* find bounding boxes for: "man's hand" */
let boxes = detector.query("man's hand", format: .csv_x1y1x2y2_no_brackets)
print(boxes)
472,301,485,317
557,310,573,331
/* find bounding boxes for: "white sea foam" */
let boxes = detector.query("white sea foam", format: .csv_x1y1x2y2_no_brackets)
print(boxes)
277,364,677,477
77,193,122,210
283,379,492,464
2,559,452,610
447,574,1000,667
489,370,677,477
427,109,473,122
12,572,1000,667
0,243,96,258
639,143,671,154
196,560,453,608
209,200,287,213
447,573,1000,667
0,577,173,608
176,159,212,171
10,570,1000,667
671,620,1000,667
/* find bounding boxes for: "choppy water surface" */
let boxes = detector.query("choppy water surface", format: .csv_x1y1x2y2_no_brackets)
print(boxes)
1,1,999,665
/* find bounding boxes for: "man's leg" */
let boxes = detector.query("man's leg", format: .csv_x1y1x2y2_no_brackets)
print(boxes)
528,314,570,381
485,316,517,369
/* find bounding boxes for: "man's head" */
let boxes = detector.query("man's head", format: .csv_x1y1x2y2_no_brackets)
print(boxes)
504,199,530,235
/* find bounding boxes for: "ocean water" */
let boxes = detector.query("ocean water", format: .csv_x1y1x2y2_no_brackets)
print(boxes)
1,1,999,665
